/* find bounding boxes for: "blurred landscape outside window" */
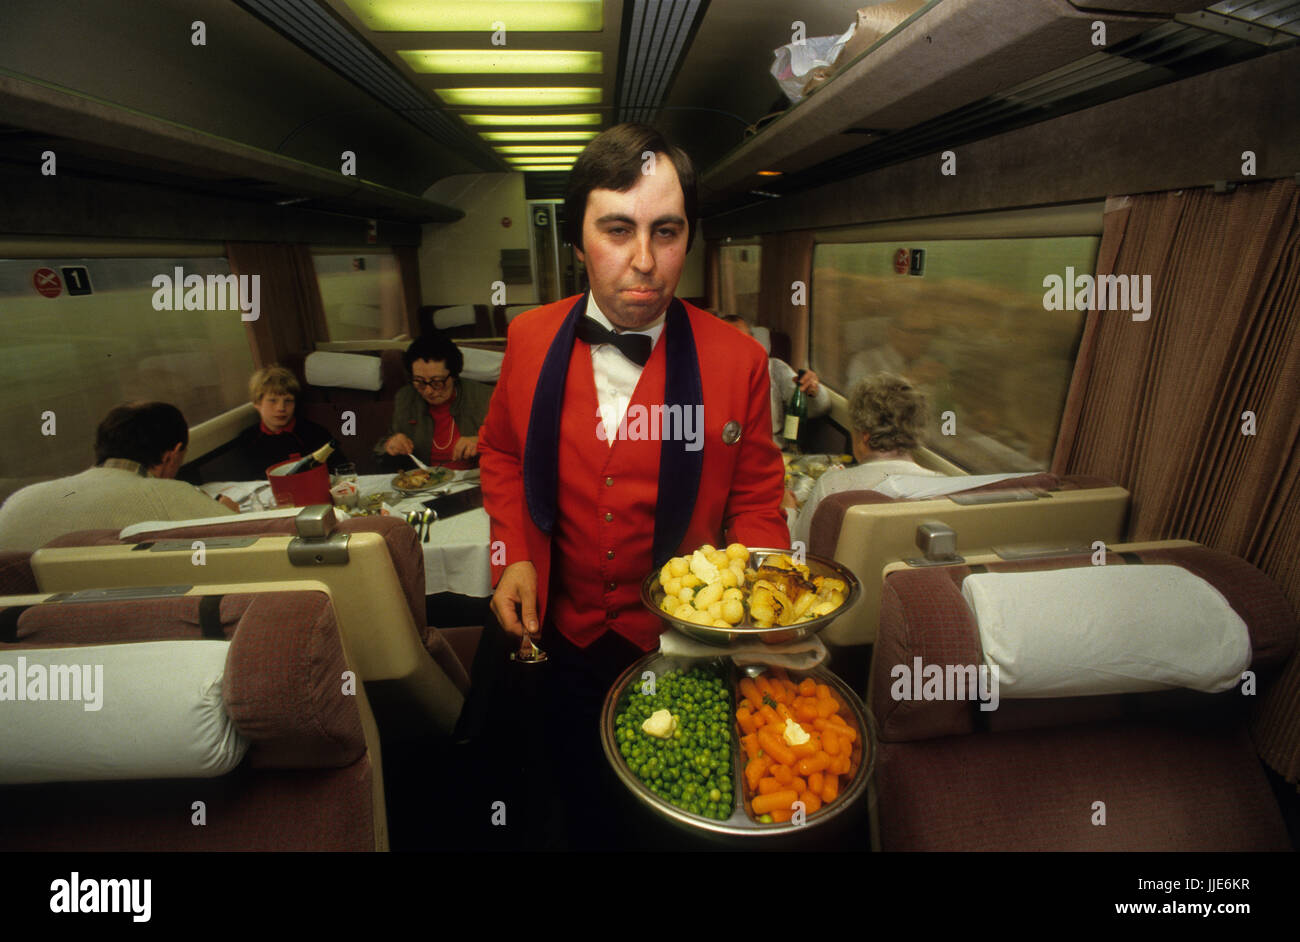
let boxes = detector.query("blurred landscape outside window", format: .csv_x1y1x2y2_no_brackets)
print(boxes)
313,251,404,341
718,244,761,320
0,256,253,501
810,238,1099,471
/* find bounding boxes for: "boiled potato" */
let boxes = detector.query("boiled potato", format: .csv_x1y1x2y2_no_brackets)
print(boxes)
669,557,689,578
726,542,749,561
694,582,723,610
721,598,744,625
664,577,682,598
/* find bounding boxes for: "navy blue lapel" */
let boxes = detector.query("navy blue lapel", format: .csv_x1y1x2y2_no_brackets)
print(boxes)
523,294,586,533
652,299,703,568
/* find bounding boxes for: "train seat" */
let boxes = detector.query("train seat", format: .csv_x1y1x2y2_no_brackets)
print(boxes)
0,585,388,851
809,472,1128,646
287,349,407,473
868,543,1296,851
32,511,468,739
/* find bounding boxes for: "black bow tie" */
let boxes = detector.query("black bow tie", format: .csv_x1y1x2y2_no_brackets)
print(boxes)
576,316,653,367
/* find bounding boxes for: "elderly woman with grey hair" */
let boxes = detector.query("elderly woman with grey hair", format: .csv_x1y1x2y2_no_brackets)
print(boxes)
789,372,943,547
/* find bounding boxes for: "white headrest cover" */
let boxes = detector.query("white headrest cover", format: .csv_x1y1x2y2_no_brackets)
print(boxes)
0,641,249,784
304,351,383,391
460,347,504,383
963,565,1251,698
750,325,772,354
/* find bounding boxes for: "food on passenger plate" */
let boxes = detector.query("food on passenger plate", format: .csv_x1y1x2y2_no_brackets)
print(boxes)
655,544,848,628
393,468,435,490
736,667,860,823
614,667,734,821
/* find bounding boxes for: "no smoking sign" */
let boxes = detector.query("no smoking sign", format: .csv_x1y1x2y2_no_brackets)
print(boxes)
33,267,62,298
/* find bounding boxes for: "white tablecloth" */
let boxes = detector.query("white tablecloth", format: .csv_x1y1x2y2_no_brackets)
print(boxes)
201,472,494,598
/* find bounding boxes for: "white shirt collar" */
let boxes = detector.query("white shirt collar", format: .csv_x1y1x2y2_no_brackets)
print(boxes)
586,292,666,348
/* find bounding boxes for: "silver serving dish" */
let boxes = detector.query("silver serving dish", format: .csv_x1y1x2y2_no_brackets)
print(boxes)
641,547,861,646
600,651,875,838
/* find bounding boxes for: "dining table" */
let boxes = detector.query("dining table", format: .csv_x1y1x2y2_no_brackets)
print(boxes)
199,470,493,598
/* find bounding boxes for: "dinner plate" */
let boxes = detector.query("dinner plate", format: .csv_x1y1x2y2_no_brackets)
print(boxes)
600,652,874,839
641,548,861,646
389,466,454,494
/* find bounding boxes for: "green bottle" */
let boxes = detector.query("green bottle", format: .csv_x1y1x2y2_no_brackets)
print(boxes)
783,370,807,450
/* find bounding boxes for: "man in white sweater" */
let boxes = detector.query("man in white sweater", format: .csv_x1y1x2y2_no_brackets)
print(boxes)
0,401,236,551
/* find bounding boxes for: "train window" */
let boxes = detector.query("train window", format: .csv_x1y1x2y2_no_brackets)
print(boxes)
718,243,761,320
811,236,1100,472
0,256,254,500
312,251,405,342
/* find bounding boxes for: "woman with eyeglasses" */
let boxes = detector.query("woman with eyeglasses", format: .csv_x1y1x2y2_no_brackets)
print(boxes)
376,332,494,470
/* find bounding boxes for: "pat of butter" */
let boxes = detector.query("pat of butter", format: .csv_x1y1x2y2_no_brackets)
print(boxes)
783,717,811,747
642,709,678,739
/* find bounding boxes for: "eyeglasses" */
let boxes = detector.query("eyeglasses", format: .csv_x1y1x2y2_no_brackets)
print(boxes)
412,376,453,390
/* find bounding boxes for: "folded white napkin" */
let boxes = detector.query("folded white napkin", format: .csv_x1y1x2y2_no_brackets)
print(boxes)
658,631,828,670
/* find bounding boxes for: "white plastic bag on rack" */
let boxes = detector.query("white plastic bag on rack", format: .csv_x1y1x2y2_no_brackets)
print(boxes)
770,22,856,103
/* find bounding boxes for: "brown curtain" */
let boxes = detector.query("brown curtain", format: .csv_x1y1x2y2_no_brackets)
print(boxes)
228,242,329,368
758,230,815,367
704,239,720,311
1051,179,1300,781
393,245,422,338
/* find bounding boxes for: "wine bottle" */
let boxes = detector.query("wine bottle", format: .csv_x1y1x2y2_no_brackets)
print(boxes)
783,370,808,450
269,440,336,476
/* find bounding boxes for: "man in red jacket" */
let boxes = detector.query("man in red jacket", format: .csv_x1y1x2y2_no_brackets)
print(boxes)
480,124,787,668
477,124,787,847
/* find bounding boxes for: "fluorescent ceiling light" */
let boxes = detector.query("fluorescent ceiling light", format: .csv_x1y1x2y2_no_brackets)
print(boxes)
480,131,600,142
462,113,602,126
505,155,576,164
341,0,602,32
512,165,577,172
398,50,602,74
495,145,586,154
436,87,601,107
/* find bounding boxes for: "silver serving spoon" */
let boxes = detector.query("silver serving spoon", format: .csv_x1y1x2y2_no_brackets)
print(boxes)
422,507,434,542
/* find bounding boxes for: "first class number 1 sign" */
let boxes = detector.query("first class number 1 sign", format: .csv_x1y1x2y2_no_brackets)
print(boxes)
31,266,93,298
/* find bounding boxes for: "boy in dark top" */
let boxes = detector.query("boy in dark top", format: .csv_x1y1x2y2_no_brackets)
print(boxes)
235,366,340,479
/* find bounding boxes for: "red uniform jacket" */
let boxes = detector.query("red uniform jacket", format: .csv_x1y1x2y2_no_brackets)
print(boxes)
479,294,788,650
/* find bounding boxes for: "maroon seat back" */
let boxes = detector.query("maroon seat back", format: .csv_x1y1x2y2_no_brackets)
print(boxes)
42,515,471,694
869,546,1296,851
0,590,380,851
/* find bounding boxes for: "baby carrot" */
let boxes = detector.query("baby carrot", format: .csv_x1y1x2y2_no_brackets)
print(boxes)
736,708,759,736
822,727,841,756
798,677,817,697
770,763,793,785
797,751,831,776
739,677,762,706
821,774,839,804
770,808,793,823
808,771,825,795
799,792,823,814
740,733,760,760
757,777,784,795
752,790,800,815
757,727,797,767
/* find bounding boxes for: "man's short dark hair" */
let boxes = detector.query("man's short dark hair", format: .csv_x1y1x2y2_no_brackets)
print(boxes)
95,402,190,467
563,123,697,252
403,332,464,377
